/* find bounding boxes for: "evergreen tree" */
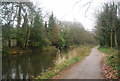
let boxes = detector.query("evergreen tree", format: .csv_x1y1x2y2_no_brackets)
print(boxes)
30,12,45,47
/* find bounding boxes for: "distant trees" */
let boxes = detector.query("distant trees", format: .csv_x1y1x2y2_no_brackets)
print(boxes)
1,2,96,52
95,2,120,48
59,21,96,48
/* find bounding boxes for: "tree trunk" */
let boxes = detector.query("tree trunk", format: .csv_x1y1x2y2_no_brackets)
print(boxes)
23,34,27,48
8,24,11,47
114,29,118,48
17,3,22,28
8,38,11,47
25,28,30,48
110,29,113,48
16,3,22,47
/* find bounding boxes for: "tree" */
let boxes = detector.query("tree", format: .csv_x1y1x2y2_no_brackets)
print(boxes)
30,11,45,48
48,13,59,46
1,2,20,47
21,13,30,48
95,2,119,48
1,2,37,48
59,21,96,49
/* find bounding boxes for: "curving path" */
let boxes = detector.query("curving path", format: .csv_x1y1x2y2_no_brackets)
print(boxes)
60,46,105,79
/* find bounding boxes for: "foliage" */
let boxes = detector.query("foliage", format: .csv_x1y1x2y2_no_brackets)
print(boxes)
96,2,120,78
1,2,96,53
99,47,113,54
59,21,96,48
30,12,46,48
36,45,92,79
2,49,10,56
95,2,120,48
48,13,57,43
57,35,66,50
99,47,119,78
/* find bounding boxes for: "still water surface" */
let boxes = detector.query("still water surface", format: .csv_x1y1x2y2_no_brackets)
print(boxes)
2,49,58,79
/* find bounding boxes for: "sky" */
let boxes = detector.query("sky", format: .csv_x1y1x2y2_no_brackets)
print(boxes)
30,0,111,31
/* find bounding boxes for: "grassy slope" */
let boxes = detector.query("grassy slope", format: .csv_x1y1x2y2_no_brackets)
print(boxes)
99,47,119,78
36,45,93,79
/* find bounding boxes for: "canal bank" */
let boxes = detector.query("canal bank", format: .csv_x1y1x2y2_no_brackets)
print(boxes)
37,45,93,79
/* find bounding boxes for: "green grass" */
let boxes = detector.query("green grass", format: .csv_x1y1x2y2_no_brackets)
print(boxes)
99,47,119,78
99,47,114,54
36,45,93,79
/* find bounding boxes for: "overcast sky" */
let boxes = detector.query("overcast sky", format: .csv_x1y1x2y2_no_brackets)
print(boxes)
31,0,112,31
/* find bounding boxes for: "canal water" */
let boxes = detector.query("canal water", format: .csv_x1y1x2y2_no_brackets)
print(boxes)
2,49,58,79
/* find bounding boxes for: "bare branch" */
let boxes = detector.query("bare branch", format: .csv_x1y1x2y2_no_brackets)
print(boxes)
74,0,82,5
73,0,94,17
85,0,93,17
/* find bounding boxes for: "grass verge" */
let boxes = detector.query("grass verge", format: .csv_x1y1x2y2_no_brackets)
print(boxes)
36,45,93,79
99,47,119,79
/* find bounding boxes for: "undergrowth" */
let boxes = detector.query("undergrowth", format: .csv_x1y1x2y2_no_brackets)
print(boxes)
36,45,93,79
99,47,119,78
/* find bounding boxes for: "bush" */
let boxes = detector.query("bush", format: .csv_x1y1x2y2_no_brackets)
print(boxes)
57,36,66,50
2,49,10,56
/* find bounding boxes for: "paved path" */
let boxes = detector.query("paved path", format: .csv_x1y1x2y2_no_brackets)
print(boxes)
60,46,105,79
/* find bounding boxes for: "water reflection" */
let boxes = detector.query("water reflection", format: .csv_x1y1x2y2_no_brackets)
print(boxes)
2,49,56,79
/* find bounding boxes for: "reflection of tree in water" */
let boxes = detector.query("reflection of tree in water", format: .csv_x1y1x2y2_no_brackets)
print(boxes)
3,50,57,79
30,50,56,77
